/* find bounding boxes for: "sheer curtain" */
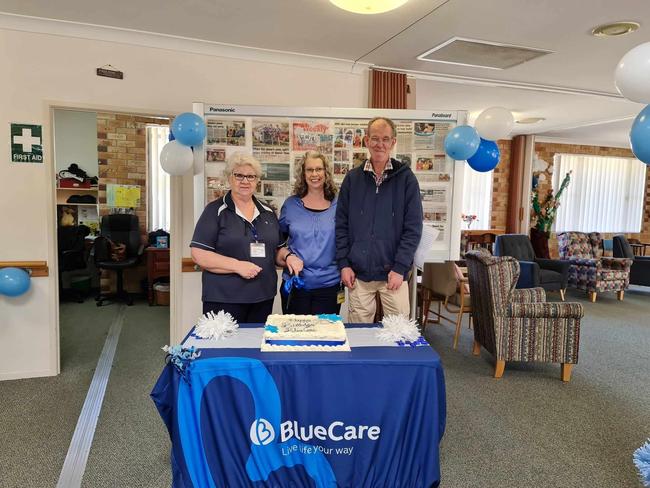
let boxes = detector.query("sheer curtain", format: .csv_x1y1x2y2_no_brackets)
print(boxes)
553,153,646,233
461,167,493,230
147,125,171,232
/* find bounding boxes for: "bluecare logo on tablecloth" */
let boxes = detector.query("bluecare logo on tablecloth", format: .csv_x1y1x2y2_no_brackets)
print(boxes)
251,418,381,445
250,418,275,446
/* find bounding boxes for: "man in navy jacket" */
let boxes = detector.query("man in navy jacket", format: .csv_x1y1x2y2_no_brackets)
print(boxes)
336,117,423,322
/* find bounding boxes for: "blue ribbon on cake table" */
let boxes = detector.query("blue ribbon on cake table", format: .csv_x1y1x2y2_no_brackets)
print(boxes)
265,340,346,346
396,337,429,348
282,275,305,295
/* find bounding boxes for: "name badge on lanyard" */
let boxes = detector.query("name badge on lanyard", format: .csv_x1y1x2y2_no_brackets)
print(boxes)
249,222,266,258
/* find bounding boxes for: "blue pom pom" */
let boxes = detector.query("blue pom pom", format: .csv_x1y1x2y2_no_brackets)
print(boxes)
634,439,650,486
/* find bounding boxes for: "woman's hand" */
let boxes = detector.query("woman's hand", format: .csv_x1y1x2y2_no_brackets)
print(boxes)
236,260,262,280
286,255,304,276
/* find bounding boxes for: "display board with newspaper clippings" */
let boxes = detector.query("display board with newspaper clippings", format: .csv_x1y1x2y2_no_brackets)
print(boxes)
194,103,467,264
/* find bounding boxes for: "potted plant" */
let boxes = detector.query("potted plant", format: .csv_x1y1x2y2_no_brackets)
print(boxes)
530,171,571,258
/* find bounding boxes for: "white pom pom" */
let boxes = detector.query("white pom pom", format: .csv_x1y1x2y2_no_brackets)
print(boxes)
376,314,421,343
195,310,238,340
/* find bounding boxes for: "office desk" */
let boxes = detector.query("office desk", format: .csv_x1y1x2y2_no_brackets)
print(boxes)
145,247,169,305
151,324,446,488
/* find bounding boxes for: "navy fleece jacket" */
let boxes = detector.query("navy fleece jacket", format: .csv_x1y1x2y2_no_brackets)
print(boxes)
335,158,423,281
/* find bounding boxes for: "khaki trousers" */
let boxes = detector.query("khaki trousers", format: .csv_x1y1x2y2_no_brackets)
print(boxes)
347,279,410,323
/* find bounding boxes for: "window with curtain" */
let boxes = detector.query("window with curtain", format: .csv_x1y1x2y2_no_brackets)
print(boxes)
553,153,646,233
461,167,493,230
147,125,171,232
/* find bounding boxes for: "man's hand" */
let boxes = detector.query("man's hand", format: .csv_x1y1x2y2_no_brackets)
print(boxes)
286,255,304,276
386,270,404,291
236,261,262,280
341,267,356,288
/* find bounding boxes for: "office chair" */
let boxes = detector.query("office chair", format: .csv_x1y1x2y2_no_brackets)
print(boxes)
94,214,143,306
613,235,650,287
58,224,90,303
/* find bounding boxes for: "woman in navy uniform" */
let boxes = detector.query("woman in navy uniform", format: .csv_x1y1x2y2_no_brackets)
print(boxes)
190,152,281,323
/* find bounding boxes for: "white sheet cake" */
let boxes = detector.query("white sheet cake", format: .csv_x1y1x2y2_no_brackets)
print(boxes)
261,314,350,352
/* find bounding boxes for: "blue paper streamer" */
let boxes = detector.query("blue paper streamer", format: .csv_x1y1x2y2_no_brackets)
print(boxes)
164,345,201,383
396,336,428,348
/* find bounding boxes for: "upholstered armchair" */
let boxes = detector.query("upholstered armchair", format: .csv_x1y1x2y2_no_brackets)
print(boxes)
465,251,583,382
613,235,650,287
557,232,632,302
494,234,569,299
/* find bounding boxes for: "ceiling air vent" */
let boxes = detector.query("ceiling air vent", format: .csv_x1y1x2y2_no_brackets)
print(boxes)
417,37,553,70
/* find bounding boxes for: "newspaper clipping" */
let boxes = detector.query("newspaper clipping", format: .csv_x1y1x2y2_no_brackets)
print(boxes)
292,120,333,153
206,119,246,146
252,121,290,147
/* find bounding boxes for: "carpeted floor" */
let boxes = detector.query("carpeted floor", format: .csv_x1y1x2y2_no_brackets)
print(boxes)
0,287,648,487
0,298,170,488
428,285,650,488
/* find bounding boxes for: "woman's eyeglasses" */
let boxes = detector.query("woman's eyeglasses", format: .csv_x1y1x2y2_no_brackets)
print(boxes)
305,167,325,174
232,172,258,182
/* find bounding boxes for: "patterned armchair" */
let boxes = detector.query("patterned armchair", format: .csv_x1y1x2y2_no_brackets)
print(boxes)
557,232,632,302
465,251,583,382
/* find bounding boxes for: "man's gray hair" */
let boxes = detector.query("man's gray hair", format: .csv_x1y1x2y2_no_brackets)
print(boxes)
367,117,396,138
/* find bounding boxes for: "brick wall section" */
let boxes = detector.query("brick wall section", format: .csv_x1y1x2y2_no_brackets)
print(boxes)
96,112,169,292
533,142,650,257
489,139,512,231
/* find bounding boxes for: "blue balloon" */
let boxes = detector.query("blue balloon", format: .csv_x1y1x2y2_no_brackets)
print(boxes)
0,267,31,297
168,129,175,142
467,138,500,172
444,125,480,160
630,105,650,165
171,112,206,147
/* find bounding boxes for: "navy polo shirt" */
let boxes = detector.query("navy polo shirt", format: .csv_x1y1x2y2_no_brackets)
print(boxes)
190,191,282,303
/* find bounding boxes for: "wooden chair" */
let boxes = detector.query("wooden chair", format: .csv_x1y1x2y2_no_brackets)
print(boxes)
420,261,472,349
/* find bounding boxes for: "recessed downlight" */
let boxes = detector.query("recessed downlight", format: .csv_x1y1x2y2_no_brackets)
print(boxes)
517,117,546,124
591,21,640,37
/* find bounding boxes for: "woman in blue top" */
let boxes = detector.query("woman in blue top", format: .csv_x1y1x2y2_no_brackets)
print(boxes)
277,151,341,314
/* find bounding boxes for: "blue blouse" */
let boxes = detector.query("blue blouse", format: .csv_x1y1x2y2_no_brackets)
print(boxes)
279,195,340,290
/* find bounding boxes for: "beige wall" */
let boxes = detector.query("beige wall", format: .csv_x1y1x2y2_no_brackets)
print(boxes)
0,27,367,380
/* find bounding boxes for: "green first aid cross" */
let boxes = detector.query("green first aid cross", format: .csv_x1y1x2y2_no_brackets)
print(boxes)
11,123,43,163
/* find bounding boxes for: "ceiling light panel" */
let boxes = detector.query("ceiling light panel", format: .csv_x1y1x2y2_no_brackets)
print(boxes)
418,37,554,70
329,0,409,14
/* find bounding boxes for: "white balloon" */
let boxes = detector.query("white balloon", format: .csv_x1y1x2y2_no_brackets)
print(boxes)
474,107,515,141
615,42,650,103
160,141,193,175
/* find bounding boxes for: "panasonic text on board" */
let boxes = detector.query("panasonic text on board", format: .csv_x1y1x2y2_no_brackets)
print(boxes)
209,107,236,113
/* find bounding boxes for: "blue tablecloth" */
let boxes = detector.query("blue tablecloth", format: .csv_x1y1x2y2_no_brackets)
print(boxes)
151,324,446,488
